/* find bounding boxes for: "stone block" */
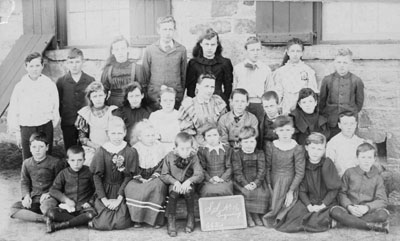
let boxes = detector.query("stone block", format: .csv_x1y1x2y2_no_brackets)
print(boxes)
189,20,232,35
359,109,400,131
172,0,212,18
243,1,254,6
211,0,238,17
364,85,400,109
233,19,255,34
387,131,400,159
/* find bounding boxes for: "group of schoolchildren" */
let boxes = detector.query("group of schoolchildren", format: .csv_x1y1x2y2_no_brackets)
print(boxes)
7,15,390,237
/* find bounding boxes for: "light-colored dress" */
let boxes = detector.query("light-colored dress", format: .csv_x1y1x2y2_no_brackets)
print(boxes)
125,141,168,226
149,110,181,152
272,61,317,114
76,105,118,166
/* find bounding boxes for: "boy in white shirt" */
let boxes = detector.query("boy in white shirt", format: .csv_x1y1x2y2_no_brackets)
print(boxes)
326,111,364,177
7,52,59,159
233,36,272,122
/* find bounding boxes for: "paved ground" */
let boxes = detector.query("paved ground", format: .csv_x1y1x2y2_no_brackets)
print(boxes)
1,169,399,241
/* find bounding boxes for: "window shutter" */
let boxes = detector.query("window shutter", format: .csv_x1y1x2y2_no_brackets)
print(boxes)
256,1,321,45
130,0,171,46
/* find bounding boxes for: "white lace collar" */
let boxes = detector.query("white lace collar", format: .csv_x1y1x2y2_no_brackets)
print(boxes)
205,142,225,153
273,139,297,151
134,141,166,169
102,141,127,154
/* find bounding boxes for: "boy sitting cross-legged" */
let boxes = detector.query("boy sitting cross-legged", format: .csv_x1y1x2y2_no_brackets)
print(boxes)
330,143,389,233
10,132,65,223
46,145,96,233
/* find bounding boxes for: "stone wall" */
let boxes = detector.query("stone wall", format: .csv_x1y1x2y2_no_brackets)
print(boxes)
1,0,400,171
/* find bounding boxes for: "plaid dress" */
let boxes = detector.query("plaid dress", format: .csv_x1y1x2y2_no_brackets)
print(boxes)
232,149,269,214
198,144,233,197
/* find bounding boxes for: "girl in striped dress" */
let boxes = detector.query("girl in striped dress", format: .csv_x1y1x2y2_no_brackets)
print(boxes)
124,120,168,228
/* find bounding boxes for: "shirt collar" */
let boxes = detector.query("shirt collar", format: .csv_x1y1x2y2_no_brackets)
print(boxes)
334,71,351,79
205,143,225,153
354,165,379,178
159,40,174,52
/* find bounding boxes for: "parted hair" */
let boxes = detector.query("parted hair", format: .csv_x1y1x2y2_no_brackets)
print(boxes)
305,132,326,146
85,82,107,107
356,142,377,157
273,115,294,129
192,28,223,58
238,126,257,141
157,15,176,29
25,52,43,65
261,91,279,104
67,48,84,59
244,36,261,50
335,48,353,58
29,132,48,145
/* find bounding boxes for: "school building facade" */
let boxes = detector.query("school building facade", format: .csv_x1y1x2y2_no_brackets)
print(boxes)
1,0,400,171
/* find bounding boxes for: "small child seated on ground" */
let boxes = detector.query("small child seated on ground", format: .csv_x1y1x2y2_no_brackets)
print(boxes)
198,123,233,197
46,145,96,233
160,132,204,237
218,88,258,149
330,143,389,233
232,126,269,227
10,132,65,223
275,132,341,233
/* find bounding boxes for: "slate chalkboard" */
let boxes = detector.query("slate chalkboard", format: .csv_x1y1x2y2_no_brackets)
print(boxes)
198,195,247,231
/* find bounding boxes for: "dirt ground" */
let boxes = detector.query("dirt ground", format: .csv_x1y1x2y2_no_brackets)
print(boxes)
1,170,400,241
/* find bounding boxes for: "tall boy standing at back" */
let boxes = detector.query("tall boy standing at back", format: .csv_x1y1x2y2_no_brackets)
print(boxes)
57,48,95,151
319,48,364,139
7,52,60,159
142,16,187,111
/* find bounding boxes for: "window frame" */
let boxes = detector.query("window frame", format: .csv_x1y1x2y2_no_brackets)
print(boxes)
55,0,171,48
256,1,322,46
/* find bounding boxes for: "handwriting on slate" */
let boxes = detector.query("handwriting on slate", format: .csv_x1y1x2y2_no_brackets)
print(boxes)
204,201,242,219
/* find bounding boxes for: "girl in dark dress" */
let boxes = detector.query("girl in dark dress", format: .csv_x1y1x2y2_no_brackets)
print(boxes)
263,115,305,227
290,88,329,145
101,35,144,107
112,82,150,144
275,132,341,232
89,116,138,230
186,28,233,104
198,123,233,197
232,126,269,227
125,120,168,228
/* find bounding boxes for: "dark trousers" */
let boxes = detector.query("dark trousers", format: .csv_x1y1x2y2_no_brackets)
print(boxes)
61,125,79,151
20,121,53,160
167,189,195,215
330,206,389,230
47,207,96,227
